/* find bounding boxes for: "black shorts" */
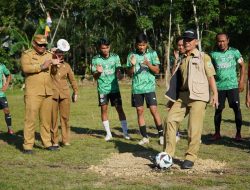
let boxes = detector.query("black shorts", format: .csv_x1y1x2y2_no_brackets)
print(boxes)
0,97,9,109
218,88,240,110
132,92,158,108
98,92,122,107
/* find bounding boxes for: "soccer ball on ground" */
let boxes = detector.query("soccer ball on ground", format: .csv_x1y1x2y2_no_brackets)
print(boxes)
155,152,173,169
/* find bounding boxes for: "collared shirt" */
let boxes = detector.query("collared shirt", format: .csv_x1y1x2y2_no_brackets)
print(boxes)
180,48,215,91
0,63,10,97
126,49,160,94
210,47,243,90
92,53,121,94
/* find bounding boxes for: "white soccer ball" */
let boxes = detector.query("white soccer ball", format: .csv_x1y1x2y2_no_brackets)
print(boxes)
155,152,173,169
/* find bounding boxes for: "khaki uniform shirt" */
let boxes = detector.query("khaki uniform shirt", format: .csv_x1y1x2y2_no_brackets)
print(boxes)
20,49,53,96
51,62,78,99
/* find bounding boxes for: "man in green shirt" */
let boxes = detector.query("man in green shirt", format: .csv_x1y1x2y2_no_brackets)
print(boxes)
210,32,245,141
0,63,13,134
92,38,130,141
126,33,163,145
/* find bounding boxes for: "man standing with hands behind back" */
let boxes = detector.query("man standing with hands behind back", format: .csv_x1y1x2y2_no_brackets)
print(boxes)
21,34,59,154
210,32,245,141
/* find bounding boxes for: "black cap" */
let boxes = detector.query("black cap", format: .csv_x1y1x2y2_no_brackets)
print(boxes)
182,29,198,39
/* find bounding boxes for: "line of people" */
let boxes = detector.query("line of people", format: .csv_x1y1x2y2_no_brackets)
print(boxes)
1,30,249,170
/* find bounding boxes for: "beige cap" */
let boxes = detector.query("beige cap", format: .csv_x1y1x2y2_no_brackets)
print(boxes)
33,34,48,44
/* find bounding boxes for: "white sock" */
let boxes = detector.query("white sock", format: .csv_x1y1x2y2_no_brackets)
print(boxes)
103,120,112,137
120,120,128,135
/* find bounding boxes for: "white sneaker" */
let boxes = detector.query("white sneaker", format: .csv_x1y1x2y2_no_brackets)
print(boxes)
159,136,164,145
124,133,131,140
105,135,113,141
138,137,149,145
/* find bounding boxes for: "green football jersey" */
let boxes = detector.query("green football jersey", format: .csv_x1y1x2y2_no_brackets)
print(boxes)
0,63,10,97
92,53,121,94
210,47,242,90
126,49,160,94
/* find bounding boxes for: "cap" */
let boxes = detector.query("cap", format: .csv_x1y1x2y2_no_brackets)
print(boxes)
182,29,198,39
33,34,48,44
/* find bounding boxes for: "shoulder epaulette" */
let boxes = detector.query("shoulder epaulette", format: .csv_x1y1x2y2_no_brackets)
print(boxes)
23,49,33,54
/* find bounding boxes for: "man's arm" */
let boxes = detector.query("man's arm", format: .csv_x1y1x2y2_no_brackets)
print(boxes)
208,76,218,109
238,60,245,92
246,61,250,107
2,74,11,92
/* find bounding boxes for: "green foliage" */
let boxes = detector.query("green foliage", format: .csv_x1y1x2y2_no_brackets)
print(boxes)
136,16,153,30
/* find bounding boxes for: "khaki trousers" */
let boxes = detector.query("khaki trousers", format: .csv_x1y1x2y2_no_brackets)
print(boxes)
164,93,207,162
23,95,53,150
51,98,70,145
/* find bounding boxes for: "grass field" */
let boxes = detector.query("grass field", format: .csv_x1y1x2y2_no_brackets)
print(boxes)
0,79,250,190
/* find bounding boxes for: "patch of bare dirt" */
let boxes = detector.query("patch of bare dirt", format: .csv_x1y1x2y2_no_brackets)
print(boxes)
88,152,227,178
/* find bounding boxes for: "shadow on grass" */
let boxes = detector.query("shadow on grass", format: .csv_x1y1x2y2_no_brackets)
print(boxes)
222,119,250,127
0,130,43,152
201,133,250,151
71,125,160,139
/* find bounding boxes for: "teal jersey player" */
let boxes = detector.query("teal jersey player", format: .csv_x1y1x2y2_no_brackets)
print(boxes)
92,53,121,94
0,63,11,97
126,49,160,94
210,47,242,90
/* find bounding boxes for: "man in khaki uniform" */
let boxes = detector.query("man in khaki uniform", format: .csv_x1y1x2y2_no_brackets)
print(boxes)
21,34,59,154
164,29,218,169
51,48,78,147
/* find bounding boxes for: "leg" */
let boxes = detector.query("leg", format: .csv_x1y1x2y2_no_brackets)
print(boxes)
23,95,42,150
228,88,242,140
51,98,59,145
59,98,70,145
164,100,186,157
40,95,53,148
185,101,207,162
115,105,129,138
213,90,226,139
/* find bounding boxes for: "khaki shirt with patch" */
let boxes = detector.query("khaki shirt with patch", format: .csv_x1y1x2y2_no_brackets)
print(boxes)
21,49,53,96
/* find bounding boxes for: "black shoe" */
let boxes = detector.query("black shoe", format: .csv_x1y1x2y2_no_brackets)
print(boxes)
46,146,60,151
23,149,34,154
181,160,194,169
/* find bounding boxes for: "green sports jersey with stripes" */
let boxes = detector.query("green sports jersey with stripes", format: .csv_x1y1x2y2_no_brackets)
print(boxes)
126,49,160,94
210,47,242,90
92,53,121,94
0,63,10,97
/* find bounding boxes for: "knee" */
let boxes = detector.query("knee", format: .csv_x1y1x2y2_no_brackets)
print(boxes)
137,107,144,116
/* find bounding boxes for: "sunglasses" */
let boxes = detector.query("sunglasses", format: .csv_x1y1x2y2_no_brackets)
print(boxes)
35,42,47,47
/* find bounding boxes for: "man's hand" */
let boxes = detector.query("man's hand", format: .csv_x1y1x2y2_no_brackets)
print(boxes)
41,59,52,70
2,83,9,92
116,69,122,80
130,54,136,66
210,94,219,109
96,65,103,73
72,93,78,103
238,80,244,92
